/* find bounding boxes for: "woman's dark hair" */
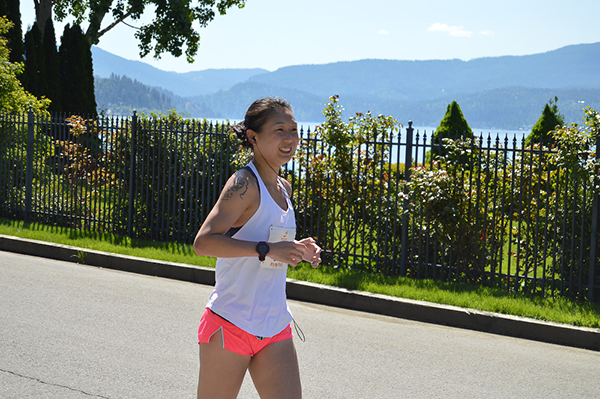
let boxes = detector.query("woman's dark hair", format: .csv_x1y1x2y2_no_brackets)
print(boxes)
231,97,293,149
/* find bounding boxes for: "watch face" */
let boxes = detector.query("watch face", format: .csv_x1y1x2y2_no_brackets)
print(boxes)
257,243,269,254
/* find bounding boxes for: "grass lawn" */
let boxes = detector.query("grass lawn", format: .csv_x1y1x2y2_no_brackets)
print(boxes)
1,217,599,329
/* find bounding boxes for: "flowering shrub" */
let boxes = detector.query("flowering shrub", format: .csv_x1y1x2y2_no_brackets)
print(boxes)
292,95,402,272
405,107,599,297
406,137,508,283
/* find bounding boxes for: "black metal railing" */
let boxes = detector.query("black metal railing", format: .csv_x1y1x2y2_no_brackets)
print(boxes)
1,110,598,301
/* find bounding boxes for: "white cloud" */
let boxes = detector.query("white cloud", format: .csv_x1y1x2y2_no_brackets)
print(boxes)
428,23,473,38
479,30,494,36
378,29,390,35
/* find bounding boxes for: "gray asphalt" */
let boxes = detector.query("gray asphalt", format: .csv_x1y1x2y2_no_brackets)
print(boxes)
1,251,599,399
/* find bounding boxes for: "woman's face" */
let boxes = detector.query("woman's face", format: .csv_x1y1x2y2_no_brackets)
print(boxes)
251,109,299,167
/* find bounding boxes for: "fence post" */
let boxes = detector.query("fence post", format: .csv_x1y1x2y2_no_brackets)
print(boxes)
400,121,414,276
127,110,137,238
24,107,34,223
589,131,600,301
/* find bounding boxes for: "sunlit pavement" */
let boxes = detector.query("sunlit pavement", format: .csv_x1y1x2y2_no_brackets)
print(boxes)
1,251,600,399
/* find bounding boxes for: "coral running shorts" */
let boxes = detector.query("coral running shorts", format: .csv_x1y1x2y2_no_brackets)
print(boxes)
197,308,293,356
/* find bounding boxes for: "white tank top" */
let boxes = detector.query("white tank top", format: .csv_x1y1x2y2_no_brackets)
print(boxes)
206,162,295,337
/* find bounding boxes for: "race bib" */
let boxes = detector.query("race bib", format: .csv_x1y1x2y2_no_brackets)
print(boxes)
260,225,296,269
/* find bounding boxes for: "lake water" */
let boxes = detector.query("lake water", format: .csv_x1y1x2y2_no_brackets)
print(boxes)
208,118,528,143
210,118,530,166
293,123,530,164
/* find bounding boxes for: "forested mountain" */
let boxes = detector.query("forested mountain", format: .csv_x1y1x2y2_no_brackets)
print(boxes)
92,47,268,97
93,42,600,129
96,74,172,114
95,74,219,117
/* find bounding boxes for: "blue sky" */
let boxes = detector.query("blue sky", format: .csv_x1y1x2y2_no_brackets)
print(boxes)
20,0,600,73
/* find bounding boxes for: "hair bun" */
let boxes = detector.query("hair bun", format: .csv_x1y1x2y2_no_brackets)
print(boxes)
231,121,252,148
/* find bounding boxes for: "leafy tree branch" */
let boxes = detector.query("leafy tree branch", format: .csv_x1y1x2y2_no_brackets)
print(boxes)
33,0,246,61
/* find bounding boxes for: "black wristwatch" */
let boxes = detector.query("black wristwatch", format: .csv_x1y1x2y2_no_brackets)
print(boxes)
256,241,270,261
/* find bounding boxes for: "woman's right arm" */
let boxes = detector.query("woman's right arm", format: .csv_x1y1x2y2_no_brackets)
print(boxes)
193,169,260,258
194,169,310,265
194,169,309,266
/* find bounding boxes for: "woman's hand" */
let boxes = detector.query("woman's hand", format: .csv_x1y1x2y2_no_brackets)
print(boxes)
269,241,310,267
260,238,321,268
298,237,322,268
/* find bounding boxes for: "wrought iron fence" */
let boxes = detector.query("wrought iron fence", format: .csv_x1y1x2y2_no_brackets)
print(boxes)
0,110,238,242
1,110,598,301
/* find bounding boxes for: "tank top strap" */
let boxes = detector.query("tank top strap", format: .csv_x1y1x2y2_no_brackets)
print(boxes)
276,176,291,200
247,162,292,211
247,162,267,200
242,165,260,195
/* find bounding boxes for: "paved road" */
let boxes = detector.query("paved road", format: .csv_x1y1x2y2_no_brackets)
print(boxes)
1,251,599,399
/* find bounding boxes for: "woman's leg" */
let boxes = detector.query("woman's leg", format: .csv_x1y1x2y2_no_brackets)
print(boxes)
197,329,251,399
248,339,302,399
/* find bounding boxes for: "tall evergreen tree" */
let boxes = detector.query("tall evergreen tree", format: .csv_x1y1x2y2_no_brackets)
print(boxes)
23,22,46,98
59,23,96,115
434,101,474,142
525,98,565,147
426,101,474,162
42,19,61,112
0,0,23,64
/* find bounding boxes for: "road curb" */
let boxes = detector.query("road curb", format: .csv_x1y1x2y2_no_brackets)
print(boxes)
2,234,599,351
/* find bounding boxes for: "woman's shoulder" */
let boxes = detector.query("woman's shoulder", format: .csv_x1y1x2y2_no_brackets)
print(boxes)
220,167,259,203
236,166,260,189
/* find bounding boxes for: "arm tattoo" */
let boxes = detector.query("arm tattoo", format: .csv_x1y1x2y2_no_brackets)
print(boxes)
222,173,249,201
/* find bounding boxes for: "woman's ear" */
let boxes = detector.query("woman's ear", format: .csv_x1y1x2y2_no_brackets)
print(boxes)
247,130,257,145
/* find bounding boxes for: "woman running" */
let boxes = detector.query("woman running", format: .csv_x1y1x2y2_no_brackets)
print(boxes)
194,97,321,399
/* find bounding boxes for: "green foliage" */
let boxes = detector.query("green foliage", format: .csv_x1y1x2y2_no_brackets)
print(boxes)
22,20,61,112
95,74,174,115
407,137,508,283
435,101,473,140
504,140,555,291
427,101,473,163
0,0,23,64
42,20,62,112
51,0,246,62
23,23,46,99
29,114,112,229
129,111,240,241
293,95,402,272
506,107,598,298
547,107,600,299
389,163,406,178
59,24,96,114
0,17,50,114
406,106,599,299
0,110,53,223
525,97,565,147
